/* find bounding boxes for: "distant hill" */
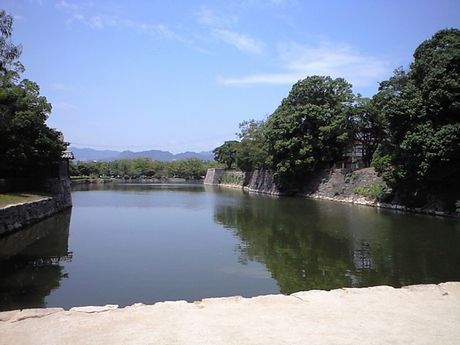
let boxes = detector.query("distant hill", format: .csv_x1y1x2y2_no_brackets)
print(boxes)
69,147,214,162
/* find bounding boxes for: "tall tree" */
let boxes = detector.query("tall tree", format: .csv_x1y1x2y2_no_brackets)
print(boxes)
265,76,354,191
213,140,239,169
0,10,67,178
235,119,269,172
350,96,386,167
372,29,460,208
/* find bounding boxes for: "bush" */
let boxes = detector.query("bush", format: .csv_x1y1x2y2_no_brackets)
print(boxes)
354,183,388,201
456,200,460,214
220,172,244,185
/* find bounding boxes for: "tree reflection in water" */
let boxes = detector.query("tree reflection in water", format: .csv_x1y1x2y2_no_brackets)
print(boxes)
0,210,72,311
213,189,460,293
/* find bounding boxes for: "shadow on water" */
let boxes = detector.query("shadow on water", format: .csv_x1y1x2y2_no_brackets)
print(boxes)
214,191,460,293
0,210,72,311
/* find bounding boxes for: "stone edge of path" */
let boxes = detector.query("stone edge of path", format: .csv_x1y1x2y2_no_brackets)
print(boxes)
1,282,459,323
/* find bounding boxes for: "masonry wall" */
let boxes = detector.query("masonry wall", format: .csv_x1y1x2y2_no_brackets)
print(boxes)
204,168,226,185
0,178,72,236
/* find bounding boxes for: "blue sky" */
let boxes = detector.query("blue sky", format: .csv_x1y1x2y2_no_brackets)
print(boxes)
3,0,460,153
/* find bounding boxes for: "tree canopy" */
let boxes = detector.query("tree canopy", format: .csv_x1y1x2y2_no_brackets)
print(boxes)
213,140,239,169
265,76,354,190
235,119,269,172
0,10,67,178
213,28,460,209
70,158,220,180
372,28,460,207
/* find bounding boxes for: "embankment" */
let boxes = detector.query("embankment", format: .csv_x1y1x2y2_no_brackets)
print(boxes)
204,167,458,217
0,178,72,236
0,282,459,345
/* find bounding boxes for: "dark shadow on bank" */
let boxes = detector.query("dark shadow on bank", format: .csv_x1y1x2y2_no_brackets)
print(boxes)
213,191,460,293
0,210,72,311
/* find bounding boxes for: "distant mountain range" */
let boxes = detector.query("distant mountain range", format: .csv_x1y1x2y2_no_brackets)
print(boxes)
69,147,214,162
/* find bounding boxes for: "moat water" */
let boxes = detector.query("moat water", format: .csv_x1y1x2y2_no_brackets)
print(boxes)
1,183,459,311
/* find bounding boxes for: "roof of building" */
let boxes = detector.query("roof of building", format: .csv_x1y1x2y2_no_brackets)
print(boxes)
62,151,75,160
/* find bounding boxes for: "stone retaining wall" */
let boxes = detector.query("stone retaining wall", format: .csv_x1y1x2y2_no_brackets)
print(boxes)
204,167,459,217
0,178,72,236
204,168,225,185
244,170,281,195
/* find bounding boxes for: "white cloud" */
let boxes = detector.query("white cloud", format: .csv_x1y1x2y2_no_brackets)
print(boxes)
56,0,77,10
195,6,263,55
58,2,178,40
213,29,264,55
242,0,297,7
220,42,390,87
67,13,177,39
196,6,238,28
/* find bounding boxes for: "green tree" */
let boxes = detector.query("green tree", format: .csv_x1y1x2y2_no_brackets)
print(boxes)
0,10,22,75
265,76,354,191
373,29,460,208
0,10,67,178
213,140,239,169
235,119,269,172
351,96,386,167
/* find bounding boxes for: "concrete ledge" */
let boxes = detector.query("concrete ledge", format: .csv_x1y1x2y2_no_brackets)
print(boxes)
1,282,459,345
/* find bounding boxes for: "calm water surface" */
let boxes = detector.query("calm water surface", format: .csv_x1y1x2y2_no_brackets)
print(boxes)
1,183,459,311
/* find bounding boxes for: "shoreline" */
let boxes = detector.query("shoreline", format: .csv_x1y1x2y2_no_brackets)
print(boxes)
216,182,460,219
1,282,459,345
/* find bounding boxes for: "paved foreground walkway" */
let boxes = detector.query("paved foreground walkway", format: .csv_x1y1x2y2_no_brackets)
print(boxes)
1,283,459,345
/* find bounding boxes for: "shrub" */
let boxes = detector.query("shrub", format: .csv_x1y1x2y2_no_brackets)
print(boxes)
354,183,388,201
220,172,244,185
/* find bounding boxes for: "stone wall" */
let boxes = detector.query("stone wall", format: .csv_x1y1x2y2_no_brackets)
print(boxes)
300,167,385,201
204,168,226,185
0,178,72,236
244,170,281,195
203,168,281,195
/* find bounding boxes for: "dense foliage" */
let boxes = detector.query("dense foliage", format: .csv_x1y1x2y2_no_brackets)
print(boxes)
0,10,67,178
372,29,460,207
265,76,354,190
235,120,268,172
70,158,221,180
214,28,460,209
213,140,239,169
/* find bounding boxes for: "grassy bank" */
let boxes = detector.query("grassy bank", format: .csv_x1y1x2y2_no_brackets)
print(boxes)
0,193,48,208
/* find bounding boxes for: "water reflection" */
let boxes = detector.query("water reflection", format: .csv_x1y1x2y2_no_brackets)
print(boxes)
214,191,460,293
0,210,72,311
1,185,459,311
72,182,204,193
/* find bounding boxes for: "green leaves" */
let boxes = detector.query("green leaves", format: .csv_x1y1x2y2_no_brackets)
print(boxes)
372,28,460,208
265,76,354,191
0,10,67,178
213,140,239,169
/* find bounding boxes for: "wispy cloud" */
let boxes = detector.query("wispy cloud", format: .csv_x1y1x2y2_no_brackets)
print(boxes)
69,13,177,39
196,6,264,55
196,6,238,28
56,0,82,11
213,29,264,54
57,1,178,40
240,0,298,8
220,42,390,87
